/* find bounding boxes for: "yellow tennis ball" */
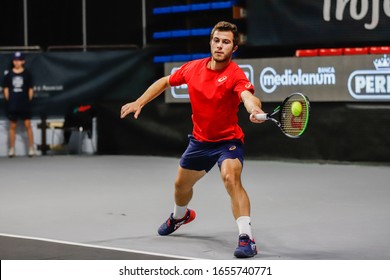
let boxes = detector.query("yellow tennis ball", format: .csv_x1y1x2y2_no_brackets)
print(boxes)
291,101,302,117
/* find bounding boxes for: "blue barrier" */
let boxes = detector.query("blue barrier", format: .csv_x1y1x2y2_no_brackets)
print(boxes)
153,1,237,14
153,7,172,14
153,31,171,39
190,28,212,36
171,5,190,13
153,28,212,39
171,30,191,37
190,3,211,11
153,53,210,63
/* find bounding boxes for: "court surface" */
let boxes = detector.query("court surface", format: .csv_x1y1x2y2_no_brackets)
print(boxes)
1,155,390,260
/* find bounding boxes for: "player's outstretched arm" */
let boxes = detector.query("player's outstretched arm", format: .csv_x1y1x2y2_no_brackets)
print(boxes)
241,90,265,123
120,76,170,119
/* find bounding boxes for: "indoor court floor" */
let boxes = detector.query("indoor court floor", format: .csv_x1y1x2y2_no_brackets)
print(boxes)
1,155,390,260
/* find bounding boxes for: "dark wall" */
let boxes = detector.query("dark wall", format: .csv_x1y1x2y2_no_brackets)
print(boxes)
0,0,143,49
2,1,389,57
0,0,24,46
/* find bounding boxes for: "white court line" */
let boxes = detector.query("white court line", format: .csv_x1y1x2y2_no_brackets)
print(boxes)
0,233,204,260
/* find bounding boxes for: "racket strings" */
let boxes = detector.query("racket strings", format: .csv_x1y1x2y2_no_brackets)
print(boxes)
280,97,309,137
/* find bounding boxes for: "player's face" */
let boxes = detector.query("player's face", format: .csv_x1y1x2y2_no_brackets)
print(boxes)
210,30,237,63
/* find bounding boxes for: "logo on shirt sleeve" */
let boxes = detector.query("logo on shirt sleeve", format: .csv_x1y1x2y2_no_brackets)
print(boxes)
245,82,252,88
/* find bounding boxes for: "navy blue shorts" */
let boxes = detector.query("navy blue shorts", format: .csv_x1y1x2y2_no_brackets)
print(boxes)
180,135,244,172
7,110,32,121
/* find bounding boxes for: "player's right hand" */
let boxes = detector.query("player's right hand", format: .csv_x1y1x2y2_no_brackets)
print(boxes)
249,108,266,123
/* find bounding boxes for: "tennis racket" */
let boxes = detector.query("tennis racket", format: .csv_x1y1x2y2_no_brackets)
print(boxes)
252,92,310,138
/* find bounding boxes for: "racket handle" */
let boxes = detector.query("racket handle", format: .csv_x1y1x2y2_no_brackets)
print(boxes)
253,113,269,121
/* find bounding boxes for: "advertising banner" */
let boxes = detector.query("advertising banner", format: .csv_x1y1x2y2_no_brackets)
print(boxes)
0,49,157,117
165,54,390,102
246,0,390,47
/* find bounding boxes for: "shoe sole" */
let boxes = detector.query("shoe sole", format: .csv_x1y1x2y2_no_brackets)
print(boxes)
234,251,257,258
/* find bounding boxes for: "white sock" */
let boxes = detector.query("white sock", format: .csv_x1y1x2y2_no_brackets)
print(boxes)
173,204,188,220
236,216,253,239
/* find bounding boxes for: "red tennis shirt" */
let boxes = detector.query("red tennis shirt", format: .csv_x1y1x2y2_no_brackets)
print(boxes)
169,57,254,143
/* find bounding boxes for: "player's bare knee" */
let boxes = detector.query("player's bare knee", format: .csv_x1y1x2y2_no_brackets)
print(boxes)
174,179,191,193
221,164,241,185
222,172,241,193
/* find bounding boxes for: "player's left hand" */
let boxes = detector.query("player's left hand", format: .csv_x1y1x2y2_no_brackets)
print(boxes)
120,101,143,119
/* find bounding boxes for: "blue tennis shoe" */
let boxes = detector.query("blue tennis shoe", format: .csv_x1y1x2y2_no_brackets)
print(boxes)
234,234,258,258
158,209,196,236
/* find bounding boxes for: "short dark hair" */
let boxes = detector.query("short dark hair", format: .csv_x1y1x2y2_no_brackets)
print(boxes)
210,21,239,46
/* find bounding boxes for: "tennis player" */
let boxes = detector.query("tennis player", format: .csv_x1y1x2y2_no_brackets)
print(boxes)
121,21,265,258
